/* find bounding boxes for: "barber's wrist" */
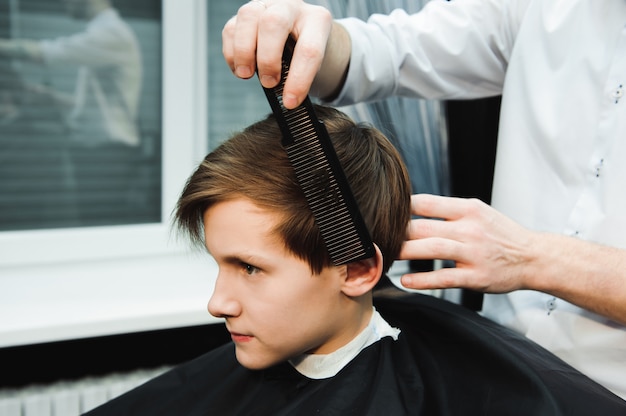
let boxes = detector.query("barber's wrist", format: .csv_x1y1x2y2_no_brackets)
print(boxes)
518,231,556,293
525,232,587,300
312,22,351,101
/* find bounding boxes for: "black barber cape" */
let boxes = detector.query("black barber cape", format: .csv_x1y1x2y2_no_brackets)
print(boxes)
85,288,626,415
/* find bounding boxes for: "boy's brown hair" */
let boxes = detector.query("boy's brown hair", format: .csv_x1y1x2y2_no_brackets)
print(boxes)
175,105,411,274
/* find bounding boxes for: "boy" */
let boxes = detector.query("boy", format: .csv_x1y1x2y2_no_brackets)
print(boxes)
176,105,410,376
86,106,626,415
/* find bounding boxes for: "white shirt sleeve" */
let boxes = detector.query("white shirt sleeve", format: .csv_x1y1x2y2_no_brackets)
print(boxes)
332,0,530,105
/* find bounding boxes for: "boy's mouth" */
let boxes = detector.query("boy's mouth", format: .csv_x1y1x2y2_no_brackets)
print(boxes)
230,332,253,343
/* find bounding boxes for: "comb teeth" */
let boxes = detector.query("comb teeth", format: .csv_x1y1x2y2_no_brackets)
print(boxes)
260,38,375,265
283,122,372,265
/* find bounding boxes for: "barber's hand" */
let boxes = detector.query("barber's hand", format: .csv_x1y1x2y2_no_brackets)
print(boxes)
222,0,332,109
399,194,535,294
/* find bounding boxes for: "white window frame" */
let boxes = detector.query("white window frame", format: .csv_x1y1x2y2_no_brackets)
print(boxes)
0,0,221,348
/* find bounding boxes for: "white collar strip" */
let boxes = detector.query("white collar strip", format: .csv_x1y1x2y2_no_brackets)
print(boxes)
288,308,400,379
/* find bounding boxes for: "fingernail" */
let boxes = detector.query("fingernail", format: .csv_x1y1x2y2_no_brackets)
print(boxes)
235,65,252,78
400,275,412,287
260,75,277,87
283,93,298,109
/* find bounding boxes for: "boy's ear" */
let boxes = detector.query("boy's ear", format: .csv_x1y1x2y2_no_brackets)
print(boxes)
341,244,384,297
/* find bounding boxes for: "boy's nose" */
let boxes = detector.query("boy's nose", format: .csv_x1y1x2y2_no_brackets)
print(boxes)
207,274,241,318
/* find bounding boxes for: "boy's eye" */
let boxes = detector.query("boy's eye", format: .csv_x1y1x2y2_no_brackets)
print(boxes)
242,263,260,275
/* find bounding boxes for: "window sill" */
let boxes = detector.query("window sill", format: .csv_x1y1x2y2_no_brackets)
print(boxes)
0,251,220,348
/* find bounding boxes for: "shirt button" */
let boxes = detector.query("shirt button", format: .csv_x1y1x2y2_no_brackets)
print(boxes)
595,158,605,177
546,297,557,315
613,84,623,103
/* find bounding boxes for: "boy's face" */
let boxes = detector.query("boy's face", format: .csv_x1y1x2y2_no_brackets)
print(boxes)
204,198,358,370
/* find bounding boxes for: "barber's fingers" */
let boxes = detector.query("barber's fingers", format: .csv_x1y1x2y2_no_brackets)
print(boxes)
400,267,477,291
254,5,293,87
407,217,451,241
222,1,304,83
410,193,487,221
399,236,468,264
223,2,268,80
253,3,332,107
223,1,332,109
399,258,522,294
279,7,332,108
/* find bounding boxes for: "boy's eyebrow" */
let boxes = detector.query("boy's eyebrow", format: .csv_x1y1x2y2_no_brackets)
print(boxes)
221,255,248,265
218,253,267,266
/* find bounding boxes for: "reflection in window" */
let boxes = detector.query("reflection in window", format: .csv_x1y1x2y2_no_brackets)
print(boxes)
0,0,162,231
207,0,268,151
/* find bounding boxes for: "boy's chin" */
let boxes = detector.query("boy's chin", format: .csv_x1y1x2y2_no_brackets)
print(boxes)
235,349,284,371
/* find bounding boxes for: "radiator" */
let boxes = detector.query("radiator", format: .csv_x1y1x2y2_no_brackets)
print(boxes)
0,366,170,416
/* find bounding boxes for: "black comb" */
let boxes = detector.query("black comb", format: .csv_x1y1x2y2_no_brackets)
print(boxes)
259,37,375,265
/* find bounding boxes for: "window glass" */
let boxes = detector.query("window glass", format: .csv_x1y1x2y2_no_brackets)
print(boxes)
0,0,162,231
207,0,268,151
